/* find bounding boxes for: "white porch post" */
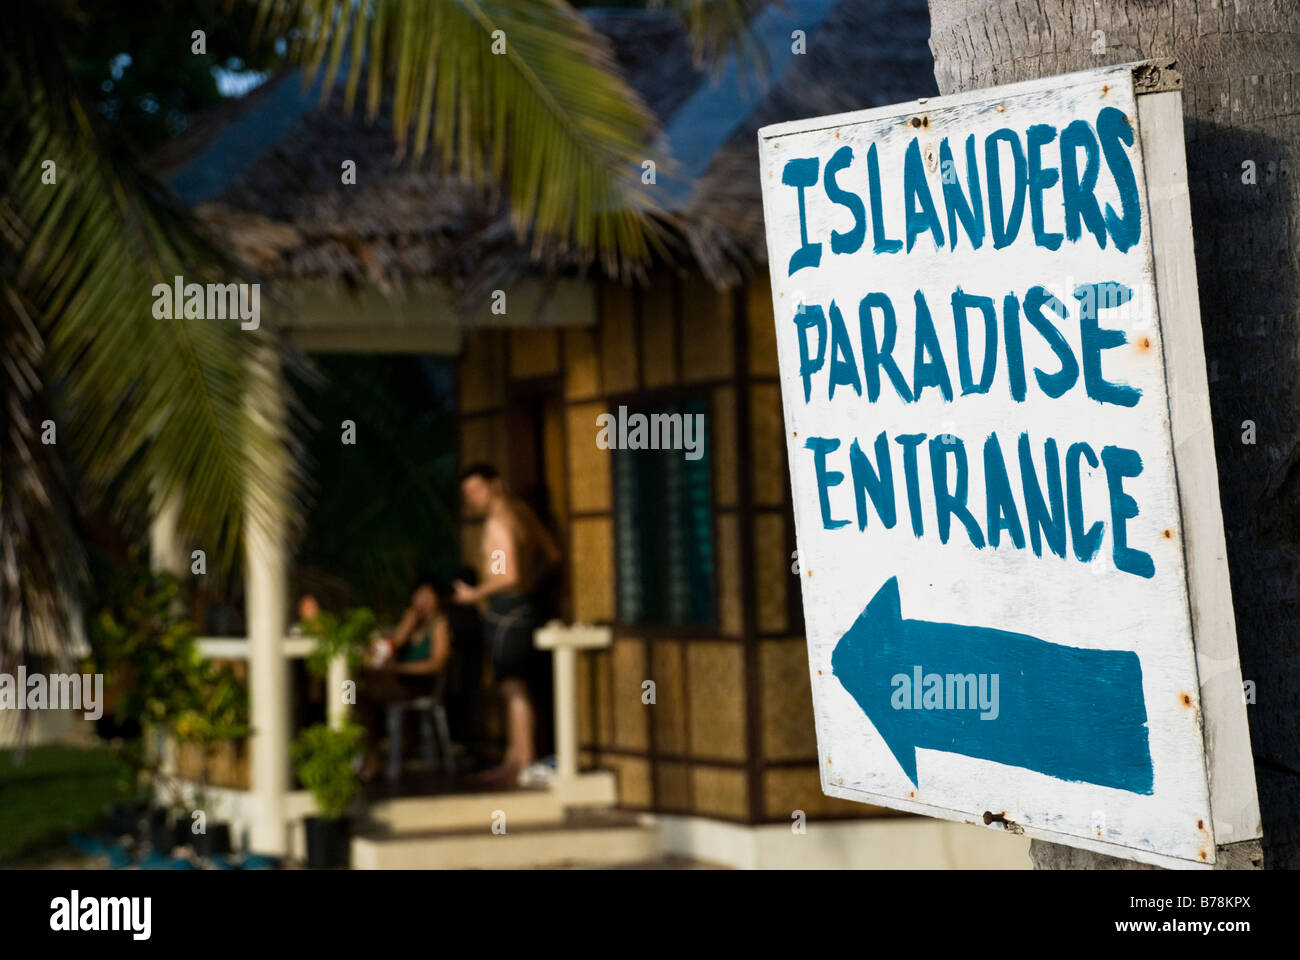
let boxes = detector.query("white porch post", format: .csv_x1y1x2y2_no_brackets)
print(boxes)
534,623,611,784
149,491,188,779
551,643,580,782
149,493,188,579
244,347,291,856
327,655,350,730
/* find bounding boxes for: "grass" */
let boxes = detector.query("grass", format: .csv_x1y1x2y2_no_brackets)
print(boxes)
0,744,128,864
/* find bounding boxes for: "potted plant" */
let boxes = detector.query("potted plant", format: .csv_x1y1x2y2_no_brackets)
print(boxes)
90,563,249,856
89,567,199,845
301,605,376,678
292,722,365,869
174,660,249,858
104,736,151,841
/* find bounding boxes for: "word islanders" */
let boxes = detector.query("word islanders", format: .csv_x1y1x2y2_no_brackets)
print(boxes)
780,105,1138,271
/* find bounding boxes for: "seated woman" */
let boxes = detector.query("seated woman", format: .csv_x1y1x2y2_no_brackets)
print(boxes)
357,577,451,781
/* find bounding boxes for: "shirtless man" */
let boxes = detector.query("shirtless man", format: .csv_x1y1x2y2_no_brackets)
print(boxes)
452,463,561,785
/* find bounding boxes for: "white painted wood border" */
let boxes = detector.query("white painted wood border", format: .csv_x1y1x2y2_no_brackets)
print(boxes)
1135,87,1262,847
759,63,1143,143
819,782,1205,870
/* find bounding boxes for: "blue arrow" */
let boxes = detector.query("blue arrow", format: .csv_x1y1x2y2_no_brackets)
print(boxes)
831,577,1154,794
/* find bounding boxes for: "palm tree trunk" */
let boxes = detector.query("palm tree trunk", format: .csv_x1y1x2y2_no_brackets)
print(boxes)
927,0,1300,868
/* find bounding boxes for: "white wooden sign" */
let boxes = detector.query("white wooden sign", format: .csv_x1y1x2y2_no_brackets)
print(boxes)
757,62,1260,868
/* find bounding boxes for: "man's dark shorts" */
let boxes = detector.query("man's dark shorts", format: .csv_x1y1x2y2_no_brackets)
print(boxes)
485,593,537,682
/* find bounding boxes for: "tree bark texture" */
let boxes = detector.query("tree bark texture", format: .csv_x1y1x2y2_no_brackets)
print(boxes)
927,0,1300,868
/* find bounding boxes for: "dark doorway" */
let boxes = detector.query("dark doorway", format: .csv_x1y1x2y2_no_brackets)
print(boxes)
504,377,566,759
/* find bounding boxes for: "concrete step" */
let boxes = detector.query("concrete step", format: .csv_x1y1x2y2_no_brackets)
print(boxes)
351,811,660,869
364,786,566,833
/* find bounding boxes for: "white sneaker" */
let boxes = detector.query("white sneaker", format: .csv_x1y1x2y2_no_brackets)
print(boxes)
517,762,554,787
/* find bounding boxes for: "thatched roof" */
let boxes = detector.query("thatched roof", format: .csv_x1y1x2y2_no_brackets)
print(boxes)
154,70,514,296
155,0,935,294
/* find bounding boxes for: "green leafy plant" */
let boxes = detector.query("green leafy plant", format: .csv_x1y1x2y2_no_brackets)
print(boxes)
93,578,201,727
291,723,365,821
301,607,377,677
90,570,198,802
89,563,249,809
174,659,250,811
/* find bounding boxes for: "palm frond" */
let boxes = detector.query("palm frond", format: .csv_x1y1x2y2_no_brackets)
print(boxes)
264,0,669,276
0,272,85,675
661,0,769,75
3,6,300,592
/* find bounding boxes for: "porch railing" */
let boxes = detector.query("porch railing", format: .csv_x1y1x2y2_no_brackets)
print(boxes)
195,636,351,731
